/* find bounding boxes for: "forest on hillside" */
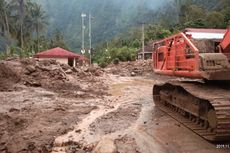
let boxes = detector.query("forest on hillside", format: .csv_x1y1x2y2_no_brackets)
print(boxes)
0,0,229,65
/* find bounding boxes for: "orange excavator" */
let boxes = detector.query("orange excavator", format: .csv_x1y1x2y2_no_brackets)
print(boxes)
152,27,230,141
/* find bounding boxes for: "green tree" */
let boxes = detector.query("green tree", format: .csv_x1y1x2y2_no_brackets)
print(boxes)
179,4,205,24
206,11,225,28
221,7,230,27
27,2,48,52
18,0,25,48
183,18,206,28
187,5,205,21
0,0,10,36
145,25,172,41
221,0,230,8
49,30,69,50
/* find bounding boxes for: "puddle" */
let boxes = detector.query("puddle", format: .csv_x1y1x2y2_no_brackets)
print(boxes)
108,78,154,97
109,82,133,96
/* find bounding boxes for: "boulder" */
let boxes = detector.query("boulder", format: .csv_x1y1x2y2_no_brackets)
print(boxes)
65,69,73,74
93,138,117,153
131,71,136,76
25,65,36,74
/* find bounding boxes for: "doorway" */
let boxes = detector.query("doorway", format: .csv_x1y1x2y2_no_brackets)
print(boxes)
68,58,74,66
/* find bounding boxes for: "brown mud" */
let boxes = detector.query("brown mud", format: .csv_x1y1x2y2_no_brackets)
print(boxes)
0,59,229,153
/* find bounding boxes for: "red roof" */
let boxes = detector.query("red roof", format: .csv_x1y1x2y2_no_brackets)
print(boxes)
34,47,80,58
185,28,226,34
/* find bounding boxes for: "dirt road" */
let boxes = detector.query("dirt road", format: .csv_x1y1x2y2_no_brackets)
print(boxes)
51,75,230,153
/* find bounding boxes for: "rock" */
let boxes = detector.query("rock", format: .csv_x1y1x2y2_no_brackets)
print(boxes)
30,71,39,77
131,113,136,117
37,65,52,71
9,108,20,113
78,71,88,78
65,69,73,74
25,65,36,74
93,138,117,153
24,80,41,87
131,72,136,76
60,64,71,71
24,70,31,75
75,129,82,133
72,67,80,73
94,70,101,76
76,91,86,97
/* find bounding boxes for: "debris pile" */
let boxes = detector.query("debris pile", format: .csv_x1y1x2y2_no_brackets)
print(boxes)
0,58,107,97
0,60,21,91
105,59,153,77
191,39,216,53
21,58,67,88
0,58,108,153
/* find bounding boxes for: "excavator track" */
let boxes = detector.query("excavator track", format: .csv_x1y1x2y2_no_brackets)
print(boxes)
153,81,230,141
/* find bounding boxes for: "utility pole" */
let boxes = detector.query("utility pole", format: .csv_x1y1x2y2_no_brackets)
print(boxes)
89,13,92,66
142,23,145,60
81,13,86,54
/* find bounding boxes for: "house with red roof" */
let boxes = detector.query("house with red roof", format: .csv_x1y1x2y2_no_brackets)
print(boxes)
34,47,86,67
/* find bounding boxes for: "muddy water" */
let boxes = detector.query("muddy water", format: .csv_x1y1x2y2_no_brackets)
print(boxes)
52,76,230,153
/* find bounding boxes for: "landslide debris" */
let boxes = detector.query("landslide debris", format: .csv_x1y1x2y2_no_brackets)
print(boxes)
89,104,141,135
115,135,141,153
105,59,153,77
0,58,107,97
0,60,21,91
0,58,108,153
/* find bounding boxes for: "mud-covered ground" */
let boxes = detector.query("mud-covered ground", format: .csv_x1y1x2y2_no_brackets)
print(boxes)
52,76,230,153
0,59,229,153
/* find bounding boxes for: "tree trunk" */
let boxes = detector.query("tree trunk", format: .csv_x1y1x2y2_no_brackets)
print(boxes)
19,0,24,49
36,21,39,53
3,9,9,36
1,16,6,36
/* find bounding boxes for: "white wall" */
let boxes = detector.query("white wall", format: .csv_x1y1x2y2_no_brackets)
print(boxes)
55,58,68,65
38,57,79,67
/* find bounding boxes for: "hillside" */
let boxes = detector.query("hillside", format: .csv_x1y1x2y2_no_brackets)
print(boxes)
0,0,229,58
38,0,172,51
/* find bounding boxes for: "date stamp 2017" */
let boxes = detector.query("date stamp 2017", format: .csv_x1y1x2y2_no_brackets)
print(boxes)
216,144,230,149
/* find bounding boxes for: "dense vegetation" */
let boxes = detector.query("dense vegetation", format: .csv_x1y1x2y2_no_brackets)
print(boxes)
0,0,229,65
0,0,68,59
93,0,230,66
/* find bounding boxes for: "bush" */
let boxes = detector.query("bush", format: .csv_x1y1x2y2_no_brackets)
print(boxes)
98,56,110,68
113,58,119,65
99,61,107,68
93,46,137,67
115,47,137,62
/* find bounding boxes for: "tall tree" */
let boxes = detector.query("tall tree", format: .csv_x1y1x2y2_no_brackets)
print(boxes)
206,11,225,28
19,0,24,48
0,0,10,36
26,2,47,52
50,30,69,50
